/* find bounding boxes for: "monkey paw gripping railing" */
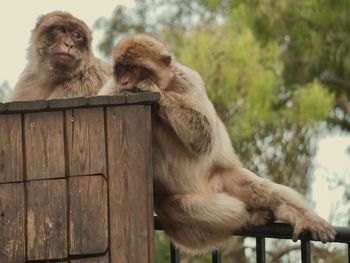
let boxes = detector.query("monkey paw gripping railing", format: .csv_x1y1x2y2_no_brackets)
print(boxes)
0,93,349,263
155,216,350,263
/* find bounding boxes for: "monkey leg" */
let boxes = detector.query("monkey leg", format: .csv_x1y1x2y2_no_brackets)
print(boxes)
155,192,268,254
223,168,336,242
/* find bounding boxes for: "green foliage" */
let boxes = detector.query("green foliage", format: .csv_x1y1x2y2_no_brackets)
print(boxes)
230,0,350,130
155,232,170,262
283,82,335,124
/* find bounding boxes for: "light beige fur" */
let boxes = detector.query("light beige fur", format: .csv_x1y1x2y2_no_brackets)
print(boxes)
8,11,111,102
99,34,336,254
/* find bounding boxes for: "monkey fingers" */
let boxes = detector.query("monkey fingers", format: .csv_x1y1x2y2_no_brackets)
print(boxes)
136,79,160,93
292,213,336,243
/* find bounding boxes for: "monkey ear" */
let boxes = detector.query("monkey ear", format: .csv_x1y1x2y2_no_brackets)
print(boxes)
160,54,172,66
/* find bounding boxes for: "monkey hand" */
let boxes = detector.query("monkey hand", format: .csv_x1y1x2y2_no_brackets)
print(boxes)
292,212,336,243
136,79,161,93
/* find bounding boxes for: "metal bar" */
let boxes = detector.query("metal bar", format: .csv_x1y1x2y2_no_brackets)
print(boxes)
170,243,180,263
212,250,221,263
155,216,350,243
256,237,266,263
301,240,311,263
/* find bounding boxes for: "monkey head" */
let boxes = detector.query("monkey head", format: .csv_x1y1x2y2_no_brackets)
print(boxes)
29,11,92,76
112,34,174,90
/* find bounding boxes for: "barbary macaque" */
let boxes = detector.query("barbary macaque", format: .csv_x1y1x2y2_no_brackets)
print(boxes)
8,11,111,101
99,34,336,254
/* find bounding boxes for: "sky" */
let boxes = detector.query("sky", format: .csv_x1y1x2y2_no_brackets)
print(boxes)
0,0,349,226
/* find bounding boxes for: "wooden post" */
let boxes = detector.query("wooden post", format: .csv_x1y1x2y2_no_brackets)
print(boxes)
0,93,159,263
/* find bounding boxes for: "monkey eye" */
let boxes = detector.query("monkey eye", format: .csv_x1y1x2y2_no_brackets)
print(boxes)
53,26,66,33
72,31,83,40
127,65,137,70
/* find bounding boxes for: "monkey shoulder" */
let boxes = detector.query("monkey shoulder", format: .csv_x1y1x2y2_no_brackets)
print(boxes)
172,62,205,94
86,58,112,82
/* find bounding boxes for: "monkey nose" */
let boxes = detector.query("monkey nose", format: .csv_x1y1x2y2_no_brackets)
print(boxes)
64,41,74,49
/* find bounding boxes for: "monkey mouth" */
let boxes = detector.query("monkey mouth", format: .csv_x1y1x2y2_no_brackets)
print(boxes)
53,52,75,61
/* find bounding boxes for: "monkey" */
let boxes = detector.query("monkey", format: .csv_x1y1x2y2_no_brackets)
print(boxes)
98,34,336,254
8,11,111,102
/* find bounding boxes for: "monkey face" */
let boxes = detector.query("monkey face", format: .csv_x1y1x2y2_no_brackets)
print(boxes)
32,12,92,72
114,64,151,91
38,24,88,70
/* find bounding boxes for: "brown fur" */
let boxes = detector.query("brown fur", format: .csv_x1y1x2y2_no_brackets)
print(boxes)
8,11,111,101
99,34,336,254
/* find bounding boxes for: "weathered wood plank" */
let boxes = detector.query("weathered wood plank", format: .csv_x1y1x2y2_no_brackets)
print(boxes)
88,95,125,106
125,92,160,104
25,111,65,180
66,108,106,176
27,179,67,260
106,105,153,263
0,114,23,183
145,105,154,263
70,254,109,263
48,97,88,109
0,183,25,263
69,175,108,255
6,100,48,112
0,93,160,114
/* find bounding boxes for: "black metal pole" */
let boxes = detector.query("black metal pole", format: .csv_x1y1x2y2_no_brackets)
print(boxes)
256,237,266,263
301,240,311,263
170,243,180,263
212,250,221,263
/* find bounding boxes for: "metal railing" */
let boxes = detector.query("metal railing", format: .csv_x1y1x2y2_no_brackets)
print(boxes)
154,216,350,263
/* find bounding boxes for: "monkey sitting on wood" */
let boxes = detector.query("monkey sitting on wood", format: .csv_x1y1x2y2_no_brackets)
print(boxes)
98,34,336,254
8,11,111,101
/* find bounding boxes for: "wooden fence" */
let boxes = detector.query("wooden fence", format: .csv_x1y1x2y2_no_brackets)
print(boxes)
0,93,159,263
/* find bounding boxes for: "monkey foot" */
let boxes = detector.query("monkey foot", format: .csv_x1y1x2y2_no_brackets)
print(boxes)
292,212,336,243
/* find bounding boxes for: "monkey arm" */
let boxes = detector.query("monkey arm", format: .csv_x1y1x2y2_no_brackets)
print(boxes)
134,78,213,155
157,91,213,155
223,168,336,242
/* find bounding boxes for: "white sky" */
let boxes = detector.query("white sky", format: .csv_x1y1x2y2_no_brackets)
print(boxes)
0,0,349,226
312,135,350,225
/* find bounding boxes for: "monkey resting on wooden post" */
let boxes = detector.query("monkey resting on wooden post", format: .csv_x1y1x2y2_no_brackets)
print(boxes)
99,34,336,254
8,11,111,102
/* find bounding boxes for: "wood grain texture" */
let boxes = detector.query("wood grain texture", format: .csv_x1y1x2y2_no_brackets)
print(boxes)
70,254,109,263
145,105,154,263
66,108,106,176
69,175,108,255
125,92,160,104
0,114,23,183
106,105,153,263
88,95,125,106
0,183,25,263
6,100,48,112
27,179,67,260
25,111,65,180
48,97,88,109
0,102,5,111
1,93,160,113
